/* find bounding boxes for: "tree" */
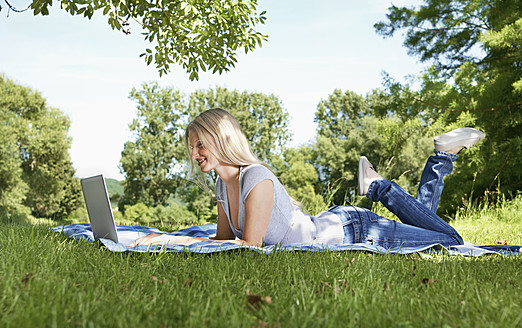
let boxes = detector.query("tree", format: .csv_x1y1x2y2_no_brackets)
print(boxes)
375,0,522,213
312,90,363,203
0,109,29,220
119,82,185,209
17,0,268,80
0,74,83,219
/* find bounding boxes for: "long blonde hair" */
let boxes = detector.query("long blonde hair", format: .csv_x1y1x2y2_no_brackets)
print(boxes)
185,108,268,176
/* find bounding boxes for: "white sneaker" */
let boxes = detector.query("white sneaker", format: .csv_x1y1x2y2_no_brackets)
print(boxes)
434,128,486,154
358,156,376,196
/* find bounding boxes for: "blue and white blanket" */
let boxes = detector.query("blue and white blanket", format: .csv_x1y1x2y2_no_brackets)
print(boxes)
51,223,521,256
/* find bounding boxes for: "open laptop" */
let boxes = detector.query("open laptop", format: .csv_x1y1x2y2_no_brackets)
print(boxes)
80,174,119,243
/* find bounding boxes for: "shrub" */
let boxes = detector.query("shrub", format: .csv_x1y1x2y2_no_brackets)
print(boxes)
154,203,200,226
124,203,154,224
67,206,89,223
123,202,200,227
0,206,32,225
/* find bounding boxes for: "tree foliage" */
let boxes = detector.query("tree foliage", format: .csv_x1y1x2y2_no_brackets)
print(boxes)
26,0,267,80
0,109,29,219
119,82,184,209
0,74,82,219
374,0,521,74
272,145,325,214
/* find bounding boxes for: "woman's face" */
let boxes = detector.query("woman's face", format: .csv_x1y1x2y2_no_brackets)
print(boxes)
189,131,220,173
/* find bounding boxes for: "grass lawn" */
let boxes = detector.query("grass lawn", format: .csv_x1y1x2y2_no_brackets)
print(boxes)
1,197,521,327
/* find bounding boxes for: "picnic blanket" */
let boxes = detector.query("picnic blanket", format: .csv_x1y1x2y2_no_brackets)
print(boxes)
51,224,521,256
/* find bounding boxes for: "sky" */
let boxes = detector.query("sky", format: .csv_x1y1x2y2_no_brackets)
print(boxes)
0,0,424,180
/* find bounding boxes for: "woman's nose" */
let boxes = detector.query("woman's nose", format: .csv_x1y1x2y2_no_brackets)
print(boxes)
191,147,198,158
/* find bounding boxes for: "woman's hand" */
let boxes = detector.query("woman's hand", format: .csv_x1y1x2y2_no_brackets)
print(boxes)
129,233,198,247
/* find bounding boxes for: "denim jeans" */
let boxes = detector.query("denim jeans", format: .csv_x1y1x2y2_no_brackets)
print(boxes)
328,151,464,249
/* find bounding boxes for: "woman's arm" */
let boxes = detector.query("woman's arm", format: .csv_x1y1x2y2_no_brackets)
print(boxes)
242,179,274,246
130,180,274,248
213,202,236,240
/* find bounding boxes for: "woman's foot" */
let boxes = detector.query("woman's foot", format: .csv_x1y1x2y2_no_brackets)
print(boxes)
434,127,486,154
358,156,383,196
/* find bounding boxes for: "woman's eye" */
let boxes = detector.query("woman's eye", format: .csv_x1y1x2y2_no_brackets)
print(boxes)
190,141,203,150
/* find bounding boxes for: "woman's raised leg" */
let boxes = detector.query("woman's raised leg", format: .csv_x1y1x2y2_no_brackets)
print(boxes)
416,151,457,212
416,127,485,212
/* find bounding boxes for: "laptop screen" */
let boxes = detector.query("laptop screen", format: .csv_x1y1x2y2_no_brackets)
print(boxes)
80,175,119,243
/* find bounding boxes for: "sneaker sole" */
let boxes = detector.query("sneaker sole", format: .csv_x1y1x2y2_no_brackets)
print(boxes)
358,156,369,196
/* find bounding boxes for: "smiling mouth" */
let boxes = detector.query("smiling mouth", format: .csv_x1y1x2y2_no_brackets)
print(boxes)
197,158,206,166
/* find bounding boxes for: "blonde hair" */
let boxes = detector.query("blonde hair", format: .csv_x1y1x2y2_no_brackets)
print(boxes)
185,108,268,176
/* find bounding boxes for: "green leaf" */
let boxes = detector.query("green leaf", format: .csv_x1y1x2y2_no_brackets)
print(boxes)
29,0,268,78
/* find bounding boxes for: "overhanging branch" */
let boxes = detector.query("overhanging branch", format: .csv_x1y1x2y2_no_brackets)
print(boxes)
3,0,31,16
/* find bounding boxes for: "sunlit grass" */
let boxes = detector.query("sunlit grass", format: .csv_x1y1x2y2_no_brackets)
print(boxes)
452,194,522,245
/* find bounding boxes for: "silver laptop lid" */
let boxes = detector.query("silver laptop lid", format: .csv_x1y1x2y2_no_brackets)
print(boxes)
80,175,119,243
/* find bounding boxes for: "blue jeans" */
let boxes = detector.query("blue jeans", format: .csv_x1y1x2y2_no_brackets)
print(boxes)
328,151,464,249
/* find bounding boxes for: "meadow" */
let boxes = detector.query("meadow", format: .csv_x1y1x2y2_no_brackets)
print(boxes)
1,196,521,328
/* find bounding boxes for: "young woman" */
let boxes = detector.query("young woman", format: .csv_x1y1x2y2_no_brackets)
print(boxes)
131,108,485,249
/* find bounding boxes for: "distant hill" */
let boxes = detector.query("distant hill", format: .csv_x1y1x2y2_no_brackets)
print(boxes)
105,178,123,198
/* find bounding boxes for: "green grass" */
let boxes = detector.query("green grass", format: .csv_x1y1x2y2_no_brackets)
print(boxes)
452,194,522,245
1,198,521,327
